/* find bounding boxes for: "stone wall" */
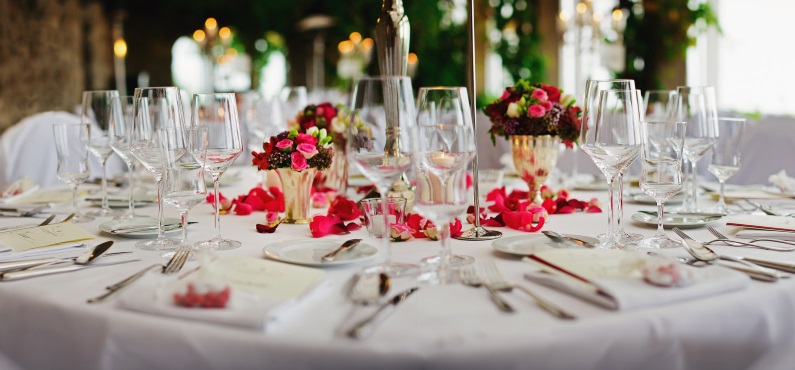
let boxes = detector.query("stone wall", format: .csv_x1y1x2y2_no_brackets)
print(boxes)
0,0,112,134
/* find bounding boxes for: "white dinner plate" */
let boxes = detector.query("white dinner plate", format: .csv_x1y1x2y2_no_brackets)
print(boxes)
99,217,182,238
491,234,600,256
626,192,685,205
630,212,722,229
263,239,378,267
88,193,156,209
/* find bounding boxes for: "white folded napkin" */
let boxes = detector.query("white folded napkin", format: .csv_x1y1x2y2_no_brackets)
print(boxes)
769,170,795,194
117,273,332,332
735,229,795,241
525,266,748,310
0,242,86,261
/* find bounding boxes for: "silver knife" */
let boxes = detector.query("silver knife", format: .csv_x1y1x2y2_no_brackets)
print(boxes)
542,231,595,248
110,222,196,234
0,259,140,281
347,287,419,339
322,239,362,262
0,251,132,273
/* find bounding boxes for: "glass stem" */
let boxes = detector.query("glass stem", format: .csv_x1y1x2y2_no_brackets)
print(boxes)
655,200,666,238
127,162,135,214
155,175,165,240
180,210,189,243
72,185,79,215
606,175,616,241
692,159,700,211
100,160,109,210
213,176,221,239
439,222,451,267
616,172,625,237
717,180,726,211
380,188,391,267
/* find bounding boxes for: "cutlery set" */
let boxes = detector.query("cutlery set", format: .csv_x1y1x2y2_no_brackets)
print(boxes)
0,241,140,281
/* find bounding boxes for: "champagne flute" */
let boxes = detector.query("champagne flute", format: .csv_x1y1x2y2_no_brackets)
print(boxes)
582,80,642,247
83,90,120,217
162,128,205,250
52,123,94,223
130,87,185,250
580,89,642,248
639,120,686,249
708,117,745,214
348,76,417,276
109,96,145,219
413,87,476,269
190,93,243,251
673,86,719,212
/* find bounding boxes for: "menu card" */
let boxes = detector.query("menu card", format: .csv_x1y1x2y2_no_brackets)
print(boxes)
528,249,646,281
726,215,795,233
201,256,325,300
0,223,95,253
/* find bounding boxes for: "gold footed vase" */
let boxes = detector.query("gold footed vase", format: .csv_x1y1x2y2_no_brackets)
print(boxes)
510,135,560,204
276,168,317,224
321,145,348,191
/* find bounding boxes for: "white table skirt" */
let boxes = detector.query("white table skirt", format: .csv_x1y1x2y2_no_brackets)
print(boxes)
1,168,794,370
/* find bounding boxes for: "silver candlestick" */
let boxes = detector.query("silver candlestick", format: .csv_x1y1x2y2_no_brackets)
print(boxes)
456,0,502,241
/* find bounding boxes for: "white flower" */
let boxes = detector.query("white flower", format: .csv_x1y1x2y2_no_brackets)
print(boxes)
331,117,346,133
306,126,319,136
561,94,575,107
506,102,520,118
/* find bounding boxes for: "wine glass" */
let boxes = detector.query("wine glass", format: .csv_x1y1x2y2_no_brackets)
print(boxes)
347,76,417,276
280,86,308,125
643,90,676,120
109,96,146,219
580,88,642,248
639,120,686,249
413,87,476,270
190,93,243,251
52,123,94,223
130,87,185,250
582,80,642,247
82,90,120,217
708,117,745,214
162,128,205,250
673,86,719,212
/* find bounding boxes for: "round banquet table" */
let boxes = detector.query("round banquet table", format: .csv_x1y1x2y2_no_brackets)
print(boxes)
0,168,794,370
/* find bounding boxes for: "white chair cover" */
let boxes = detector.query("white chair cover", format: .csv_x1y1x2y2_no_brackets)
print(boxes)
732,115,795,185
0,111,125,187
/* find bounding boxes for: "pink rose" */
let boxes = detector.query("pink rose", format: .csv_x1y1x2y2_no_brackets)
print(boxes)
290,151,309,171
276,139,293,151
265,212,280,224
297,143,319,159
525,203,549,223
528,105,545,118
556,189,570,200
541,101,553,111
390,223,414,241
500,89,511,100
531,88,548,102
295,133,318,146
311,192,329,208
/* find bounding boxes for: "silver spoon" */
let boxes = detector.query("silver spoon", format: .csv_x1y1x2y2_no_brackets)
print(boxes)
677,233,782,282
321,239,362,262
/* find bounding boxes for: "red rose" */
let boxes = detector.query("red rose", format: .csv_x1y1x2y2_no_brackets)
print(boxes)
541,84,561,103
295,133,318,146
316,102,337,124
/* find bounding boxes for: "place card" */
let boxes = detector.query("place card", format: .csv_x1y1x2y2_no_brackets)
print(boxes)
0,223,95,253
202,256,325,300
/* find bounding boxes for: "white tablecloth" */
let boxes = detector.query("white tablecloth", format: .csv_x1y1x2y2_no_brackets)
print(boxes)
1,168,794,370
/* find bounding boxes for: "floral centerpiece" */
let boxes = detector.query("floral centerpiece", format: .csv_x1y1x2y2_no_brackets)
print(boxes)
252,128,333,224
483,80,583,203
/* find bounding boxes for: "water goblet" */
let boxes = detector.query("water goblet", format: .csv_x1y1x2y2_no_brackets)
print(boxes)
109,96,147,219
162,128,206,251
190,93,243,251
580,88,642,248
708,117,745,214
673,86,719,212
639,120,686,249
643,90,677,120
413,87,476,269
83,90,121,217
347,76,417,276
130,87,185,250
52,123,94,223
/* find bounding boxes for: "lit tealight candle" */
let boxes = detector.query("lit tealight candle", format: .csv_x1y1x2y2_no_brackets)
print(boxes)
430,152,455,167
370,214,397,237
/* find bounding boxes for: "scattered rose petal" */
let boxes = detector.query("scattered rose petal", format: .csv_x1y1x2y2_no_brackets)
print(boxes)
328,196,362,221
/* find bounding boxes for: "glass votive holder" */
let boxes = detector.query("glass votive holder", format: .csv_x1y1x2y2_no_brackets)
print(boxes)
477,169,504,203
362,197,407,238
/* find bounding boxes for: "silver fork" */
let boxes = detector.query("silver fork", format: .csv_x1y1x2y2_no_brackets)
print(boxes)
87,247,191,304
673,228,787,275
459,264,514,313
482,259,576,320
707,226,795,251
